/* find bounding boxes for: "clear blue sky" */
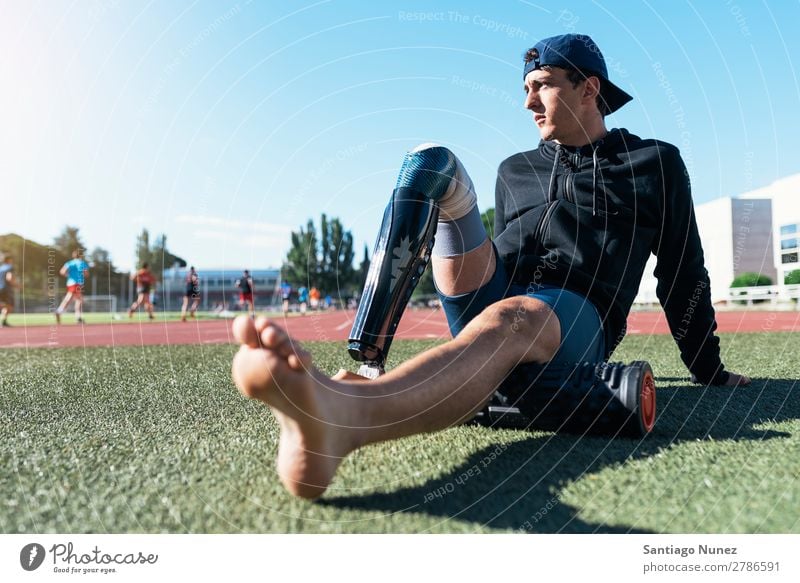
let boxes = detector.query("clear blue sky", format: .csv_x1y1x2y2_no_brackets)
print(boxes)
2,0,799,271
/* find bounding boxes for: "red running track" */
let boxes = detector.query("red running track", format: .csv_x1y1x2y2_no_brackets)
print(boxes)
0,309,798,349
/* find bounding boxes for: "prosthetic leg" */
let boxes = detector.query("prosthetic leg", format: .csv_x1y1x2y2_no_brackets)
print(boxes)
348,144,460,377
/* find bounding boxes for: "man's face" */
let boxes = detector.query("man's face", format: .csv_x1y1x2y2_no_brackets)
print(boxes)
523,67,589,144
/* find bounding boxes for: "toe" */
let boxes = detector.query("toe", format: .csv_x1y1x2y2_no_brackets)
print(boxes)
260,324,288,350
233,315,260,347
254,316,271,334
287,348,312,371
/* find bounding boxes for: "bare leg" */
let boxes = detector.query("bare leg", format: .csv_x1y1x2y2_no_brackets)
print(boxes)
231,295,559,499
57,292,73,317
74,296,83,322
431,238,496,296
181,297,189,321
56,293,71,324
129,294,145,317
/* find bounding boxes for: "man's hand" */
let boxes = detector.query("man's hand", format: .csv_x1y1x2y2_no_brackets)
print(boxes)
691,371,751,386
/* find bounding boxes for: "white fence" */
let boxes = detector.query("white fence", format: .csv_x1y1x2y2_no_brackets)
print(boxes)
727,284,800,305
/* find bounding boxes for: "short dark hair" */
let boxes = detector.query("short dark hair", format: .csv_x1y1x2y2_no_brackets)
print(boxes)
523,51,609,116
142,262,149,269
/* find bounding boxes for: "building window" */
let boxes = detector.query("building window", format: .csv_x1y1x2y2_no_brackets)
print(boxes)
781,238,799,250
782,252,799,264
780,223,798,236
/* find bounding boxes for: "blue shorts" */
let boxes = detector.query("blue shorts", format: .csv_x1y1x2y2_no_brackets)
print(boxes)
436,246,605,364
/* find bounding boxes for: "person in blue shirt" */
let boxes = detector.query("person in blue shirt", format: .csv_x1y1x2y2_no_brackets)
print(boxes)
297,285,310,316
280,281,292,314
0,252,20,327
56,249,90,324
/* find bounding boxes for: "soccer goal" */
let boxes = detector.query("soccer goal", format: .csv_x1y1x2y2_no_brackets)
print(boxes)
83,295,118,313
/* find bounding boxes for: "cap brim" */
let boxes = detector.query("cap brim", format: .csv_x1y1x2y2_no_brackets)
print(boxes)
600,79,633,114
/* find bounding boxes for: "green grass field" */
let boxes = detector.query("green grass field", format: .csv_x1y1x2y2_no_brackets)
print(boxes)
1,333,798,533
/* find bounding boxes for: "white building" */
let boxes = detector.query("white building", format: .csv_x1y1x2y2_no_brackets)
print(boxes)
739,174,800,284
635,174,800,305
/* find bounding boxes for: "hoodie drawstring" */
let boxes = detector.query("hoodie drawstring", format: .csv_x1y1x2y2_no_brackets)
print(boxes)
592,146,599,217
547,144,560,203
548,137,605,213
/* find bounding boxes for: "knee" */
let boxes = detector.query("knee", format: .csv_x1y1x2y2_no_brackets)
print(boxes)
396,143,457,200
470,297,561,363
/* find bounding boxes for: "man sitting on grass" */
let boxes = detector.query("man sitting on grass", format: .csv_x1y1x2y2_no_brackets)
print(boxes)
230,34,749,500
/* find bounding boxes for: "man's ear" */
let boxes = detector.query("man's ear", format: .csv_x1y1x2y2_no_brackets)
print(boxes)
583,76,601,103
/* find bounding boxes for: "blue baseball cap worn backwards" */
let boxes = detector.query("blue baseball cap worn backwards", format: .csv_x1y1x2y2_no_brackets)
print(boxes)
523,33,633,113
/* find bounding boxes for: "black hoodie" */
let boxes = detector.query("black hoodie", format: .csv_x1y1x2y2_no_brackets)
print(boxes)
493,128,728,385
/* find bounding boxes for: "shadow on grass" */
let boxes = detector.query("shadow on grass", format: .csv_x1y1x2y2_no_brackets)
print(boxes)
322,377,797,532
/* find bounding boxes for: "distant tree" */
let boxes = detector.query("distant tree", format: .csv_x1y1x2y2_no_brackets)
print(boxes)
357,244,370,289
88,246,124,296
283,215,357,294
0,233,69,303
785,270,800,285
481,207,495,239
135,229,153,268
151,234,187,277
730,273,772,287
320,215,355,294
53,226,85,256
89,247,114,273
283,219,318,288
134,230,186,282
411,263,436,298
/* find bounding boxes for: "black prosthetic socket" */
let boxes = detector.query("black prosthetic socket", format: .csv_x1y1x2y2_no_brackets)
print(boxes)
348,187,439,372
474,361,657,437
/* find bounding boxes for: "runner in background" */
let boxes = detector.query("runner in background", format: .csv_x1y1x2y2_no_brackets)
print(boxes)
0,252,20,327
309,286,321,311
236,270,255,317
298,285,309,316
281,281,292,315
181,266,201,322
128,262,156,320
55,249,89,325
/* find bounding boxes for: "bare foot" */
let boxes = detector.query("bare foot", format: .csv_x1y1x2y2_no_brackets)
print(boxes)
231,316,361,499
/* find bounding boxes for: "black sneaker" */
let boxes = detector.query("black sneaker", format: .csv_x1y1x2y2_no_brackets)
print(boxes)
475,361,657,437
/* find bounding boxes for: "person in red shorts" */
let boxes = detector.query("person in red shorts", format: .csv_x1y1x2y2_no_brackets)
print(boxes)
236,270,255,317
55,249,90,325
128,262,156,320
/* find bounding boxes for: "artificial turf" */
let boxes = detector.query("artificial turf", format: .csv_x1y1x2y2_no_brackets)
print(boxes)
1,332,798,533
